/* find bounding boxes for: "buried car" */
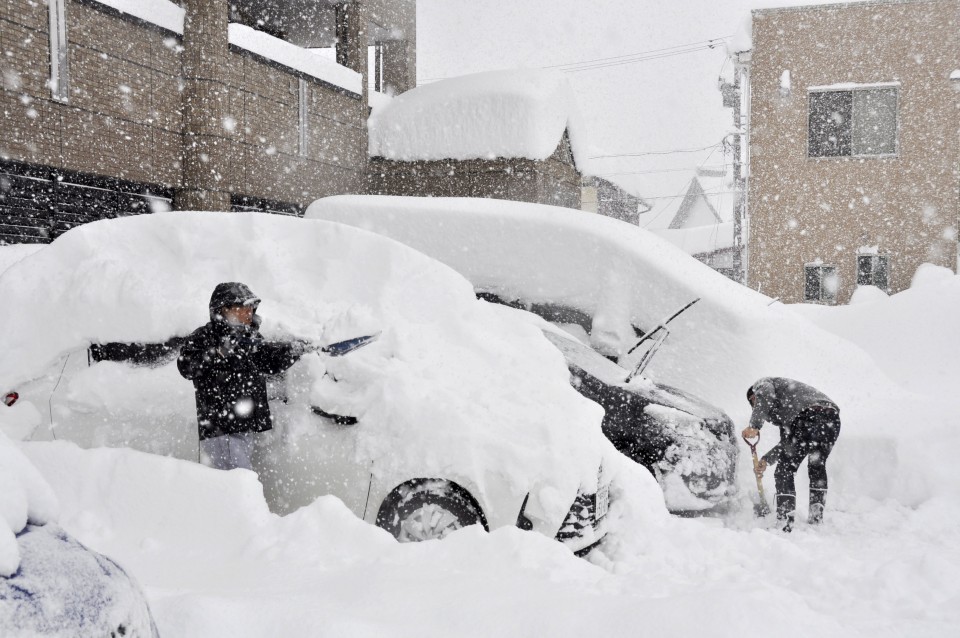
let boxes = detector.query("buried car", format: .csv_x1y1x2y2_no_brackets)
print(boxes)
0,212,620,555
306,196,738,512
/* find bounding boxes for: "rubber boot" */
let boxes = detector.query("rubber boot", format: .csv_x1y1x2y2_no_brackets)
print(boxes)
809,489,827,525
776,494,796,533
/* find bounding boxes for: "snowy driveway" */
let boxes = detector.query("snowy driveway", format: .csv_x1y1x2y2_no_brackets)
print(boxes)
21,438,960,638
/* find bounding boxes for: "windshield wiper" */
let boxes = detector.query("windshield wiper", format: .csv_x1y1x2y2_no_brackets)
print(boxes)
624,298,701,383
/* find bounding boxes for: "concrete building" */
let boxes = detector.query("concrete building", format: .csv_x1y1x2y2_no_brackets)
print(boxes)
581,176,647,225
744,0,959,304
0,0,416,243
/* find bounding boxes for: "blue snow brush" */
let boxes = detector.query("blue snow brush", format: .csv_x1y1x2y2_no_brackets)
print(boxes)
321,332,381,357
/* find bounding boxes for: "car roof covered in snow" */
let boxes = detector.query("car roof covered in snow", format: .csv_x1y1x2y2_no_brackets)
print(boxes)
0,212,610,521
368,69,593,171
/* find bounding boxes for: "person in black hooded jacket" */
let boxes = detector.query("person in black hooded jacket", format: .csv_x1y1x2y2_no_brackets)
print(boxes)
177,282,306,470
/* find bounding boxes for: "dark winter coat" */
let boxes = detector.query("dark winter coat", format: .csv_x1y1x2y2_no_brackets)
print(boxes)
748,377,839,465
177,283,301,440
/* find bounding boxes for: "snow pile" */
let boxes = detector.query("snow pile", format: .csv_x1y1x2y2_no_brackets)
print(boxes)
791,265,960,400
228,24,362,95
95,0,185,34
652,221,734,255
306,195,960,508
0,244,43,276
368,69,593,171
0,431,58,577
848,285,888,305
0,212,608,523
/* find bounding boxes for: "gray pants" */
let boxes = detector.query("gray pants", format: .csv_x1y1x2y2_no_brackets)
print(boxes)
199,432,257,470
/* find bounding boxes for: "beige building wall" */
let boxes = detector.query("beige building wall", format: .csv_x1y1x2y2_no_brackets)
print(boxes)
747,0,960,304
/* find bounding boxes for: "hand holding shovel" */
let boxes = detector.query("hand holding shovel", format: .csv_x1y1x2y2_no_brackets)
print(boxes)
742,428,772,517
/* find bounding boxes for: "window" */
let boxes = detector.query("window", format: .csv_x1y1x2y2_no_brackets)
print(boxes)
48,0,69,101
808,86,898,157
857,254,889,290
804,264,837,303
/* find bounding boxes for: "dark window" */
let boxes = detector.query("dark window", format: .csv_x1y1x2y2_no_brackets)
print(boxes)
804,264,837,303
809,87,897,157
857,254,889,290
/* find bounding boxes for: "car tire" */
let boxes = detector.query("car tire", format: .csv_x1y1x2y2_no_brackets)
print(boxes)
376,479,486,543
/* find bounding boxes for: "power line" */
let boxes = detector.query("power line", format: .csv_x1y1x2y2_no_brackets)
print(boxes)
417,35,732,84
542,37,731,70
596,163,727,177
590,141,723,160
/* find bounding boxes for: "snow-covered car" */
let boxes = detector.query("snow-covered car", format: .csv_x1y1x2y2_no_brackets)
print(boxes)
306,196,739,512
1,432,159,637
0,212,621,555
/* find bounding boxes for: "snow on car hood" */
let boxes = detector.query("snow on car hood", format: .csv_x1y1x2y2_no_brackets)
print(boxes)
0,212,608,522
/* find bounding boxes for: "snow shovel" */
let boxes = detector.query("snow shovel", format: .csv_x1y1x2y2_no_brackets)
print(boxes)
743,432,772,517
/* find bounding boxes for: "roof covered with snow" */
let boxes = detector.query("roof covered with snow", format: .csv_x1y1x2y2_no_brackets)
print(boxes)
652,221,735,256
368,69,594,171
95,0,185,34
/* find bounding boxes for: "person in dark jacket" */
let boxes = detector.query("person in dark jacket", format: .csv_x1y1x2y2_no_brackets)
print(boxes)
177,282,306,471
741,377,841,531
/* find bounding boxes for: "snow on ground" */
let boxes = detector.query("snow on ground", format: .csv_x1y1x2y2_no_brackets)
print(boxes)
2,208,958,637
368,69,594,171
0,243,43,276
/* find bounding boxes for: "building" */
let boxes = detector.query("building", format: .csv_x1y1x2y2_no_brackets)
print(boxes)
638,168,738,278
581,176,648,225
743,0,959,304
367,69,586,209
0,0,416,244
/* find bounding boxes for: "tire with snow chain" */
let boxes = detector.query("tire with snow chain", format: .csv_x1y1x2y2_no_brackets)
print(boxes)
376,479,486,543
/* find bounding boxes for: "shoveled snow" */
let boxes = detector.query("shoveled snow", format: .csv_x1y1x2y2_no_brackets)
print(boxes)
95,0,185,34
228,24,362,95
368,69,594,171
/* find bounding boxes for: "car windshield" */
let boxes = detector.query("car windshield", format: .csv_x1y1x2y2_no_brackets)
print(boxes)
541,330,630,386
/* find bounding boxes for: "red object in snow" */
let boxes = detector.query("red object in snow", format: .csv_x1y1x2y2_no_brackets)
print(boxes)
3,392,18,407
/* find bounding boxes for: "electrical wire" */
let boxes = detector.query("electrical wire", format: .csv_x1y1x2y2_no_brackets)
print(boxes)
589,141,723,160
542,36,731,70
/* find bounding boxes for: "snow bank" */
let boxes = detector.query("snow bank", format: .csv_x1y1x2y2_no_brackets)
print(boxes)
0,212,608,523
306,195,960,508
95,0,185,34
228,24,362,95
0,431,58,576
652,221,734,256
0,243,43,276
368,69,593,171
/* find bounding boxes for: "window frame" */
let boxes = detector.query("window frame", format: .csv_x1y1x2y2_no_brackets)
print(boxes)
856,253,890,292
807,84,900,160
803,263,838,304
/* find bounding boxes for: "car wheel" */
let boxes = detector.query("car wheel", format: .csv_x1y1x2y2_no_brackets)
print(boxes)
376,479,486,543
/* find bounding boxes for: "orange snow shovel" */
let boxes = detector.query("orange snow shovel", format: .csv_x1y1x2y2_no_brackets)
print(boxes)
743,432,772,517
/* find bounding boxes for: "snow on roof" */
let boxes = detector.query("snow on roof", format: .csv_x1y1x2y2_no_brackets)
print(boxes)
639,168,735,231
652,221,735,256
95,0,185,34
368,69,593,171
809,81,901,91
950,69,960,80
228,24,362,95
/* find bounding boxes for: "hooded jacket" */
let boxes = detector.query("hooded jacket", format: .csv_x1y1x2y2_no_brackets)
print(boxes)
177,283,302,440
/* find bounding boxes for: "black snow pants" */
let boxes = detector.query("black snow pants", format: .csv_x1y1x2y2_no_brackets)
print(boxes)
774,407,841,523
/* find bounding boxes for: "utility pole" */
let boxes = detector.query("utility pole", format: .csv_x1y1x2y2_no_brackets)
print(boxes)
721,50,752,284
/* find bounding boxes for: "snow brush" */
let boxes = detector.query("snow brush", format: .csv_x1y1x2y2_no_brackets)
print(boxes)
743,432,772,517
